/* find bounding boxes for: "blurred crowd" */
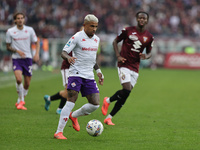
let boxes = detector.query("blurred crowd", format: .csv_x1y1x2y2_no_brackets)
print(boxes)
1,0,200,38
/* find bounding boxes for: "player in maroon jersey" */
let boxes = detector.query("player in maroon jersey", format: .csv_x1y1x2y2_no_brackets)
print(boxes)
43,52,72,114
101,11,154,125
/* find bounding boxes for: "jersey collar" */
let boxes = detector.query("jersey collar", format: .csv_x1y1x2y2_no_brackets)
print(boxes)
82,30,95,39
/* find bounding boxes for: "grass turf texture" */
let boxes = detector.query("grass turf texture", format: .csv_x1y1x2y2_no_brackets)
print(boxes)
0,68,199,150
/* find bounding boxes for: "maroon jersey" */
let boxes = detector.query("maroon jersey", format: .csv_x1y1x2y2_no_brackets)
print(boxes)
61,52,72,69
117,26,154,73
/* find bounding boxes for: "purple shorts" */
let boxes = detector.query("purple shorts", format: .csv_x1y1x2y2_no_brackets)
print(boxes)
12,58,33,76
67,77,99,97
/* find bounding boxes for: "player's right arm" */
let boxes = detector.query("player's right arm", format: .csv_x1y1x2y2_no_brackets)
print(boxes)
61,35,77,65
6,43,26,58
6,30,25,57
61,51,77,65
113,37,126,63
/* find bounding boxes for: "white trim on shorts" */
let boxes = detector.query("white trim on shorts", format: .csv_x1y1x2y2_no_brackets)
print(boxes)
117,67,139,87
61,69,69,87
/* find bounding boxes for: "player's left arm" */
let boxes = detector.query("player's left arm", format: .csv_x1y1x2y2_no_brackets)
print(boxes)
31,28,40,62
93,63,104,85
33,40,40,62
140,38,154,60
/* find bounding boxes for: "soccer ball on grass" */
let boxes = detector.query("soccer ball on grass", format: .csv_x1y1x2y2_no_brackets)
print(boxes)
86,119,104,136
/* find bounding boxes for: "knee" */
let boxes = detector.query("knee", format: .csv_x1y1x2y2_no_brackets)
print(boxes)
83,103,99,115
89,104,99,111
16,78,22,84
118,89,131,105
122,89,131,99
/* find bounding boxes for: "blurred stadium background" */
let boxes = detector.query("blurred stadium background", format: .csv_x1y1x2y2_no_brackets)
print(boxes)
1,0,200,72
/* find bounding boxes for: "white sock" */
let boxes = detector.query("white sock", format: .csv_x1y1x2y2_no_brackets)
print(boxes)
56,101,75,133
72,103,99,118
17,98,20,104
106,97,110,103
23,88,28,98
16,83,24,102
106,114,113,119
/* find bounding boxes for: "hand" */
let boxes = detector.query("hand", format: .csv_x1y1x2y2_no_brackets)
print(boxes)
68,57,77,65
139,53,146,60
97,73,104,85
17,50,26,58
117,56,126,63
33,53,39,62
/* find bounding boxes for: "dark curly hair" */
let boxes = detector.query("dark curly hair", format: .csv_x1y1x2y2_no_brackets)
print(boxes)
136,11,149,21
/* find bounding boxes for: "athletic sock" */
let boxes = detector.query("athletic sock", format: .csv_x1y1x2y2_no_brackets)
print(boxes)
23,88,28,97
58,97,67,109
72,103,99,118
106,114,113,119
17,98,20,104
16,83,24,102
106,97,110,103
50,92,62,101
110,89,131,117
56,101,75,133
109,90,123,102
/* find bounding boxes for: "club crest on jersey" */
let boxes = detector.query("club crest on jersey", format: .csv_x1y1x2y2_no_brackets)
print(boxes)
129,35,138,41
71,82,76,87
143,36,148,42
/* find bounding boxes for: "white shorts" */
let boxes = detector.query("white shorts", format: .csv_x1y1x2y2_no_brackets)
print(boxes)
117,67,139,87
61,69,69,87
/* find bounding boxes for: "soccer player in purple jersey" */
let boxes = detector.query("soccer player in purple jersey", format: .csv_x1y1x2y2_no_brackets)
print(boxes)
54,14,104,139
6,12,40,110
101,11,154,125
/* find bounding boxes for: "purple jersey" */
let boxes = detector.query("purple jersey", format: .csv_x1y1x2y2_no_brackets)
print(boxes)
117,26,154,73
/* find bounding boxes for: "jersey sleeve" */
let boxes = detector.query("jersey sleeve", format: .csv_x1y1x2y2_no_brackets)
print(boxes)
146,37,154,54
116,28,127,43
62,35,77,54
6,30,12,43
30,28,38,43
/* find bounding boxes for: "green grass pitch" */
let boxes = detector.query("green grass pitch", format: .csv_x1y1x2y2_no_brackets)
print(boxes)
0,68,200,150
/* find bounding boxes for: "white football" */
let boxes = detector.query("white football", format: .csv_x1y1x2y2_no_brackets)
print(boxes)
86,119,104,136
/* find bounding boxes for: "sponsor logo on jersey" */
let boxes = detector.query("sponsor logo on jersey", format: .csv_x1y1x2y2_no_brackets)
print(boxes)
82,47,98,51
13,37,29,41
132,32,137,35
82,38,86,41
129,35,138,41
